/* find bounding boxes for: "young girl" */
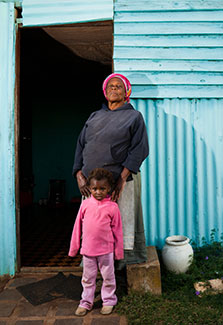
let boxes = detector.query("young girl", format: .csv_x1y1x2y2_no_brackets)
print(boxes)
68,168,124,316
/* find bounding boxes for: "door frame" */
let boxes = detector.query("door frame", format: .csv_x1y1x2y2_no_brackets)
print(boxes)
15,16,21,272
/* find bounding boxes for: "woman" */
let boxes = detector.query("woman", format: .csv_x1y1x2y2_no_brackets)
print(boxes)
72,73,149,269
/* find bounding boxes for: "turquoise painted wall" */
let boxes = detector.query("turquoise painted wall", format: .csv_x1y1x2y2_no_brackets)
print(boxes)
22,0,113,26
114,0,223,247
0,3,17,276
114,0,223,98
132,98,223,248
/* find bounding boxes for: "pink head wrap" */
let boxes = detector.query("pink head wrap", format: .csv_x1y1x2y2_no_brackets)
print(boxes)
102,73,132,103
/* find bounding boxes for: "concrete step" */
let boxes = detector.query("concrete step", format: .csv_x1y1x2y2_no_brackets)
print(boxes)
127,246,162,295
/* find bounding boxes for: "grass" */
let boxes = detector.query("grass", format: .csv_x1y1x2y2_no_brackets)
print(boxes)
116,232,223,324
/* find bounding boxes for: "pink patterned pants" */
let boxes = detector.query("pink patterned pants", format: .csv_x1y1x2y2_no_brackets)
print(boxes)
79,252,117,310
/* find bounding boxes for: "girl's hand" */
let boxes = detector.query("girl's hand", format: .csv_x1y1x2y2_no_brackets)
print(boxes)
76,170,91,197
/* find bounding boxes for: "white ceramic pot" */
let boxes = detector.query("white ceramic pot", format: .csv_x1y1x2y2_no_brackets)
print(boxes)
162,235,194,274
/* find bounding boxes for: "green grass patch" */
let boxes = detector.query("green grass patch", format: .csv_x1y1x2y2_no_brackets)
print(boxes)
116,232,223,324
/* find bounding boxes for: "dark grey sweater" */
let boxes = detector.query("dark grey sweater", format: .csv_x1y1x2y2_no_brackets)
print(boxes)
72,103,149,181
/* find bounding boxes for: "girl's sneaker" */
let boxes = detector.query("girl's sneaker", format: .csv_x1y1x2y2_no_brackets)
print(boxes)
75,306,88,316
100,306,114,315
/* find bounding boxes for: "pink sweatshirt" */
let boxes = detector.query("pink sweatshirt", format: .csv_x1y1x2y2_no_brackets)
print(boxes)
68,195,124,260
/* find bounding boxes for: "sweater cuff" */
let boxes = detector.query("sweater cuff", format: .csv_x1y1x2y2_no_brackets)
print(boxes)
68,249,79,257
122,160,139,174
115,251,124,260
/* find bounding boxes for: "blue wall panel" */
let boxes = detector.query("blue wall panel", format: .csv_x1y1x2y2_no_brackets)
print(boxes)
114,0,223,98
114,1,223,11
22,0,113,26
132,98,223,248
114,0,223,247
0,3,17,276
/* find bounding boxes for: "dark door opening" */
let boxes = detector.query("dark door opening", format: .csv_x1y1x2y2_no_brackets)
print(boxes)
19,27,111,268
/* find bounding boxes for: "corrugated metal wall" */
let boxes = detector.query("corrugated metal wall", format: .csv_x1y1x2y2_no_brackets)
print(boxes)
22,0,113,26
114,0,223,98
114,0,223,247
132,98,223,248
0,2,17,275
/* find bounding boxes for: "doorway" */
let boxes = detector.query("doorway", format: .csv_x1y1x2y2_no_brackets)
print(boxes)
19,26,112,268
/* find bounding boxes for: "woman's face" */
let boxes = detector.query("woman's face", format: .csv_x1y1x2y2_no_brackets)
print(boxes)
106,77,126,105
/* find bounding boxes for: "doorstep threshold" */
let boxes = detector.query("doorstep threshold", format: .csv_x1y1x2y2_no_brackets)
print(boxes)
19,266,83,273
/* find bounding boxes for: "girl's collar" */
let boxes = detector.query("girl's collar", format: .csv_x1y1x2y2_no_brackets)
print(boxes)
90,194,111,203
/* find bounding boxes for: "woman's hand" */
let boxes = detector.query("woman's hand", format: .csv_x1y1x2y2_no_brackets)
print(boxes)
111,167,131,201
76,170,91,197
111,177,126,201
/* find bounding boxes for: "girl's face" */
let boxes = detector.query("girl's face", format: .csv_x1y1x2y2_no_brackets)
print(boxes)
89,178,111,201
